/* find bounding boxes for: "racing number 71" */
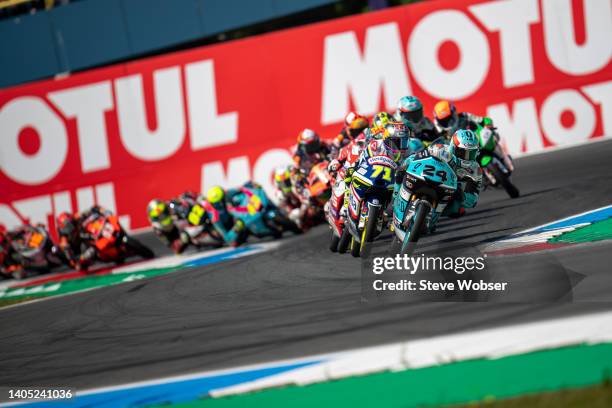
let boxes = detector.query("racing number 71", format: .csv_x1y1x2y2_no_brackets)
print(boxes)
371,165,392,181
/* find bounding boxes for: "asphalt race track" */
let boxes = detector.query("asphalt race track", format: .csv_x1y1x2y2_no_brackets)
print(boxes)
2,140,612,390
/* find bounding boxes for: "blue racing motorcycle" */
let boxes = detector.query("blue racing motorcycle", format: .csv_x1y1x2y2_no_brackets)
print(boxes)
338,154,397,258
229,185,301,239
392,151,457,254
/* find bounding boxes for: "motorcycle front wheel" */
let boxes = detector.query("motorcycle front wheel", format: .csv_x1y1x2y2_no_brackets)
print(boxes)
357,205,380,258
125,236,155,259
400,200,430,255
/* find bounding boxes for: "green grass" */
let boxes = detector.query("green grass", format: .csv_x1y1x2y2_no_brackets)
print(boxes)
453,381,612,408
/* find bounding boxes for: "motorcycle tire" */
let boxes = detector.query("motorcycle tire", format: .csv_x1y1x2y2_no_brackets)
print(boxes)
350,237,360,258
272,213,302,235
329,231,340,252
491,165,520,198
125,236,155,259
337,228,351,254
358,205,380,258
400,200,430,255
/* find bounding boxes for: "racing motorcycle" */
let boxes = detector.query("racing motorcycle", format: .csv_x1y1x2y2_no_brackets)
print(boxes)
338,150,397,258
183,201,225,248
392,151,457,255
325,136,366,252
84,214,154,265
476,124,520,198
325,173,348,252
229,185,301,239
307,161,332,208
7,224,69,279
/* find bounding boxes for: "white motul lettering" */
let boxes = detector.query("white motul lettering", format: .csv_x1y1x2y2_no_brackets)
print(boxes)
0,204,23,229
470,0,539,88
48,81,113,172
321,22,411,124
0,97,68,185
487,98,544,155
408,10,490,100
201,156,250,193
13,195,53,227
540,89,595,146
185,60,239,150
76,186,95,213
52,191,72,216
583,81,612,138
542,0,612,76
115,67,185,161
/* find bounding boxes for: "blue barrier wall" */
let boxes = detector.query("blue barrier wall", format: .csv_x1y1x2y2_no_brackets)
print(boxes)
0,0,336,88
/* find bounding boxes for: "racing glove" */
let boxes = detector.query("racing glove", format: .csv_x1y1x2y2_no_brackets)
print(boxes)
328,159,341,172
343,167,355,184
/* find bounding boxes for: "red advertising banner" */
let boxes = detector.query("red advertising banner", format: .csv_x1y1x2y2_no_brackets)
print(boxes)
1,0,611,230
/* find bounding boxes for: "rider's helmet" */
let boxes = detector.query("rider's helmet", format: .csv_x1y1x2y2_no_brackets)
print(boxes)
297,128,321,154
354,132,367,149
450,129,480,163
345,112,369,138
57,212,80,241
382,120,411,152
274,166,293,195
368,125,401,162
147,199,173,231
433,100,457,132
206,186,226,210
372,112,393,129
395,96,423,127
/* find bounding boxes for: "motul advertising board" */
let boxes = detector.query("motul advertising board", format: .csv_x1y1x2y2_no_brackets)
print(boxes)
1,0,611,231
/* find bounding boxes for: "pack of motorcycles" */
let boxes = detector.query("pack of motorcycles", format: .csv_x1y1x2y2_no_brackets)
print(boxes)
0,112,518,281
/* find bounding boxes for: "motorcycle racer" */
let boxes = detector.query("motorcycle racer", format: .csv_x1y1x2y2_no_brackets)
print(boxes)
292,128,331,173
203,186,248,247
331,112,369,156
147,198,189,253
273,166,305,227
394,96,442,145
57,206,112,270
0,225,21,278
433,101,514,172
57,212,86,268
344,125,402,193
424,129,483,226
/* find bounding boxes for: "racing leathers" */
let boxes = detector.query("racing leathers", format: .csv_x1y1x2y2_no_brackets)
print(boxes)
292,140,331,174
395,114,443,146
202,188,248,247
150,193,201,254
394,144,482,231
434,111,485,139
58,206,112,270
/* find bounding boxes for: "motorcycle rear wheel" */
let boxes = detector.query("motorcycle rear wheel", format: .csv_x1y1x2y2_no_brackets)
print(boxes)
337,228,351,254
329,231,340,252
125,236,155,259
491,165,520,198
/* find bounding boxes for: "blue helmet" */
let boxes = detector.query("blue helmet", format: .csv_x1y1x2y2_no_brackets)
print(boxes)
395,96,423,126
450,129,479,162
